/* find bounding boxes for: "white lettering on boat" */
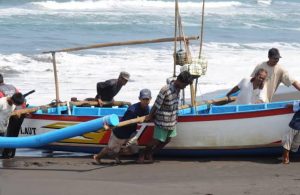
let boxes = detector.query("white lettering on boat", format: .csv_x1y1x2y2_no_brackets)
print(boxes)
20,127,37,135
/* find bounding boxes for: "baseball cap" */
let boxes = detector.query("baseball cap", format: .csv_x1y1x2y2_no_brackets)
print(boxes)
139,88,151,99
119,71,130,80
268,48,281,58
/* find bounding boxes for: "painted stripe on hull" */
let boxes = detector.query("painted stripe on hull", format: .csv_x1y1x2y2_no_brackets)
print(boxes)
28,107,293,122
179,108,292,122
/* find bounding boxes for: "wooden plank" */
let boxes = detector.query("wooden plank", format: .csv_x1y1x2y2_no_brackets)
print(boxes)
43,36,199,53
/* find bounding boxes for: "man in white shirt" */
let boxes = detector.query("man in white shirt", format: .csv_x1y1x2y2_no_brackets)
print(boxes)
0,93,24,158
226,68,267,104
251,48,300,102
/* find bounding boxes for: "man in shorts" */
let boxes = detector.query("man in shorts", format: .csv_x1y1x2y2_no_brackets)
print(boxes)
93,89,151,164
137,71,194,163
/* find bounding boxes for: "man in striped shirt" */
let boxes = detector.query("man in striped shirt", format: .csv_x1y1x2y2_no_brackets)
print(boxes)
137,71,194,163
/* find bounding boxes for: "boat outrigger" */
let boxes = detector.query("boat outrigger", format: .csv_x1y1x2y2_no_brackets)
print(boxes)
5,0,297,156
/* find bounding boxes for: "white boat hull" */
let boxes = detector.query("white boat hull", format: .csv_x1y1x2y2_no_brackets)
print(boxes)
19,104,294,155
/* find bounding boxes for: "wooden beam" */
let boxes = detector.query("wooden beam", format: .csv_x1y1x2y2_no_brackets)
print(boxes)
43,36,199,54
51,52,60,103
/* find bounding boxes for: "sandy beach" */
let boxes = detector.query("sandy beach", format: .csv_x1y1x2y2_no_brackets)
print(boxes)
1,154,300,195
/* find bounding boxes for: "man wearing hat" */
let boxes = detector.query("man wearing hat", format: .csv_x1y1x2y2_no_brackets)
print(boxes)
93,88,151,164
251,48,300,102
95,71,130,106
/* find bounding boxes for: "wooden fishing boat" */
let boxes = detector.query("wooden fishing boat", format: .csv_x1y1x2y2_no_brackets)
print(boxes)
18,99,294,156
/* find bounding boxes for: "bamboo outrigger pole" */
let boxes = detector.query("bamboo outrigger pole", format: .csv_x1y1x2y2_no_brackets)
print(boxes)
43,36,199,54
44,36,199,104
51,52,60,104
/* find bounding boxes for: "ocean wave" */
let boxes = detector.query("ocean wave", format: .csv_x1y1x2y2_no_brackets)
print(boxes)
0,0,243,17
30,0,242,11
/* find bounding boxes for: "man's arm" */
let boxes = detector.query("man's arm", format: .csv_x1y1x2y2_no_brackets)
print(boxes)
96,81,111,106
292,81,300,91
226,85,240,101
145,106,158,122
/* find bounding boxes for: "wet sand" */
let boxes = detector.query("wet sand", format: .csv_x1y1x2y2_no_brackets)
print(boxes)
1,155,300,195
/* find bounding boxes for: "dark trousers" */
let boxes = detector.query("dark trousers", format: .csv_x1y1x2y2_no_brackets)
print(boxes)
2,116,25,158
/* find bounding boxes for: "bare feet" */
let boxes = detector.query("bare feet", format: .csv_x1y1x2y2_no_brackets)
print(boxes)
145,153,154,163
136,154,145,164
282,149,290,164
282,158,290,164
114,156,122,164
93,154,101,164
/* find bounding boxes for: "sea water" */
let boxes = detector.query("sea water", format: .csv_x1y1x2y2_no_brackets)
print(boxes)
1,0,300,105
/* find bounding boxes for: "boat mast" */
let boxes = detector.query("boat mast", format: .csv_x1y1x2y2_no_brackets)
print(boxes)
198,0,205,58
173,0,179,77
195,0,206,97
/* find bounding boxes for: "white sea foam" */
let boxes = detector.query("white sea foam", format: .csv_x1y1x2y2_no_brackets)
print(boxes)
31,0,242,11
0,0,243,17
257,0,272,6
1,42,300,105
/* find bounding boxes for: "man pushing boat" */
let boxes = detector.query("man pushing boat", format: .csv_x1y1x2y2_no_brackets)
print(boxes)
93,88,152,164
137,71,194,163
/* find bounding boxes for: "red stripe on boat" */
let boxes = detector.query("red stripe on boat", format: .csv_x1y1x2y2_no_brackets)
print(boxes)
178,108,292,122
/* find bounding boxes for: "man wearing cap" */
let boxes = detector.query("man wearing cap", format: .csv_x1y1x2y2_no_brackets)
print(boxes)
251,48,300,102
0,92,24,158
95,71,130,107
93,89,151,164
